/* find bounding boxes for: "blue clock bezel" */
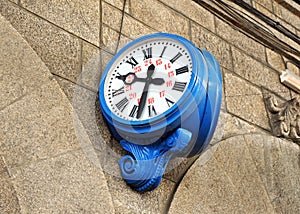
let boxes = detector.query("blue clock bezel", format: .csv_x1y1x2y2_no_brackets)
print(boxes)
99,33,206,130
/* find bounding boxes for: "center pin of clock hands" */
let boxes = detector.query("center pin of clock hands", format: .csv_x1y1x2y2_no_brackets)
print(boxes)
116,71,165,86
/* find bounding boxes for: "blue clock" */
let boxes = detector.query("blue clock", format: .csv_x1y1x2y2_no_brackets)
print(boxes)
99,33,222,192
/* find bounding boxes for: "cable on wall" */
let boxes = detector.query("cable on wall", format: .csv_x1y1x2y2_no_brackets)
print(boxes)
115,0,127,53
193,0,300,68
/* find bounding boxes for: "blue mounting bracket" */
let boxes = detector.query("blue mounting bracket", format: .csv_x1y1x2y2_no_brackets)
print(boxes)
119,128,192,192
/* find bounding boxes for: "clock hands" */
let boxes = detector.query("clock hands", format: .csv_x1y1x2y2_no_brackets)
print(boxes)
116,72,165,85
136,64,155,119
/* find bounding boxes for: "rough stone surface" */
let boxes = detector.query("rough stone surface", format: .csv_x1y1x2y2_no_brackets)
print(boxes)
122,14,156,39
170,134,300,213
0,1,81,82
10,150,114,213
215,17,266,61
105,173,175,214
54,76,76,102
0,13,78,167
0,171,21,213
253,2,277,20
273,1,300,29
103,0,130,13
80,42,102,91
266,48,286,72
0,13,52,110
130,0,190,39
219,110,265,139
253,0,274,11
102,2,123,32
102,12,156,54
232,47,291,99
0,157,5,173
21,0,100,46
8,0,17,4
159,0,215,32
245,134,300,213
0,80,80,168
102,25,120,54
191,23,233,70
164,110,264,183
224,72,270,130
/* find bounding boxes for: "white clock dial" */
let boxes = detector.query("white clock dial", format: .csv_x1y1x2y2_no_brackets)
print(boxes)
104,38,192,121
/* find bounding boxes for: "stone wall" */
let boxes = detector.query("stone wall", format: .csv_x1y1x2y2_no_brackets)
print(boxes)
0,0,299,213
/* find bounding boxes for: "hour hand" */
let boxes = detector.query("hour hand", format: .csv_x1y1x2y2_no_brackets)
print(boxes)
117,73,164,85
116,72,136,85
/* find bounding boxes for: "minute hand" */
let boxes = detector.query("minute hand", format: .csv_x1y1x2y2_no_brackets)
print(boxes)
136,64,155,119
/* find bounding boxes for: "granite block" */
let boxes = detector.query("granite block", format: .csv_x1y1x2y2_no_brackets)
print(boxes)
214,135,276,213
273,1,300,29
122,15,156,39
232,47,291,99
54,76,76,102
164,156,198,183
0,156,6,174
253,1,277,19
0,171,21,214
100,49,114,71
21,0,100,46
191,23,233,70
8,0,18,4
116,35,133,52
221,111,264,139
215,17,266,61
266,48,286,72
105,173,175,214
101,26,132,55
169,135,277,213
101,25,120,54
253,0,274,11
101,3,155,51
103,0,130,12
164,109,264,183
0,81,80,168
0,13,52,110
245,134,300,214
130,0,190,39
159,0,215,32
10,150,114,213
169,143,251,213
80,42,102,91
0,1,81,82
224,72,270,129
72,86,112,145
102,2,123,32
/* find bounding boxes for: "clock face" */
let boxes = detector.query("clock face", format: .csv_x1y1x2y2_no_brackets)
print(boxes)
103,37,193,121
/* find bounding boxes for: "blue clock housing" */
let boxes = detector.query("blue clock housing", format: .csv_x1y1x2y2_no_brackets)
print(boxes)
99,33,222,192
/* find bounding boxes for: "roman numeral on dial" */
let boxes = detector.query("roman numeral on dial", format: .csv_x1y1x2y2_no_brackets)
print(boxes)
126,57,139,68
116,97,129,112
170,52,182,64
129,105,138,118
172,81,187,92
176,66,188,75
142,47,152,59
148,105,157,117
165,97,175,107
112,86,125,97
160,46,167,58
